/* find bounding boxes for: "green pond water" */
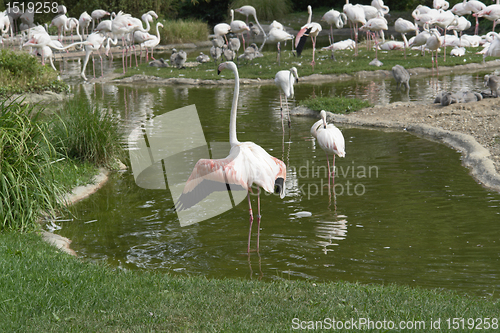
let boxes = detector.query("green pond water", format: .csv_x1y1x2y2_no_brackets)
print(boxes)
53,79,500,299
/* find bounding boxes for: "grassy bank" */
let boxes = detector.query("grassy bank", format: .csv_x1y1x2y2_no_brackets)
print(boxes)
0,96,122,231
0,49,68,96
1,232,498,331
118,44,489,81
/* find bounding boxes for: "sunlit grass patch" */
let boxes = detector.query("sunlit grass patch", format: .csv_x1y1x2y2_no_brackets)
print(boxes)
160,19,209,45
0,49,68,96
301,96,371,114
116,45,488,81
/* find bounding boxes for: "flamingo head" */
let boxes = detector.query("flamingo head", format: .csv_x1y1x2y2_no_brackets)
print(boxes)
320,110,327,128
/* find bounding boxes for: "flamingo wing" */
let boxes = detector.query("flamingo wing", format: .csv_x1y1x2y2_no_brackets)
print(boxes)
295,26,312,55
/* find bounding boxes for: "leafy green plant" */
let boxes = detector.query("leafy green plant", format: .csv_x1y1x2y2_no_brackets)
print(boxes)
50,97,124,168
0,99,63,231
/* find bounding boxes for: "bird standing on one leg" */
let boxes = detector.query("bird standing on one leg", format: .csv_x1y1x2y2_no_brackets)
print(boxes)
295,5,322,70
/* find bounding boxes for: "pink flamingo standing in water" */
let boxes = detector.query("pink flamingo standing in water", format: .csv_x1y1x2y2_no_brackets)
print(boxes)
311,110,346,191
176,61,287,254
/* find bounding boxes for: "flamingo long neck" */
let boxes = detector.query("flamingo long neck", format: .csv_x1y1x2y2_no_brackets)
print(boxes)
307,6,312,24
288,70,295,97
231,9,234,23
155,23,161,39
229,64,240,146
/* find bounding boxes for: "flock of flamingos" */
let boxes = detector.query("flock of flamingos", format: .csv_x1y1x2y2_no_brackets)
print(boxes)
2,1,500,251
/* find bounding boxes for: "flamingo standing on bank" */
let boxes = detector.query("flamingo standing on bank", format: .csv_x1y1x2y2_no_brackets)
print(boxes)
230,9,250,49
311,110,346,190
429,9,458,61
50,13,68,42
111,11,135,74
321,9,347,60
275,67,299,131
296,5,322,70
214,22,231,44
360,15,388,64
475,4,500,33
235,5,266,48
142,22,164,61
425,28,442,74
343,1,366,56
79,11,92,38
265,27,294,65
465,0,486,35
91,9,110,30
176,61,286,254
371,0,390,15
394,18,417,58
322,9,348,44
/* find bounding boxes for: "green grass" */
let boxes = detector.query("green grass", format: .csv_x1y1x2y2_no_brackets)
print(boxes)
301,95,372,113
117,45,489,81
0,232,498,332
48,158,100,193
231,0,293,21
0,49,69,96
49,97,125,168
160,19,210,45
0,99,63,231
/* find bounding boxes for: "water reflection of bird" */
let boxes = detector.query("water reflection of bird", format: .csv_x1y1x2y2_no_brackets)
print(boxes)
176,62,287,254
311,110,346,191
275,67,299,131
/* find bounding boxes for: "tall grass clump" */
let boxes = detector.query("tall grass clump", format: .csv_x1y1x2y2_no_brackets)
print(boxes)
50,97,124,168
231,0,293,21
301,96,371,114
0,99,63,231
0,49,68,96
160,19,209,44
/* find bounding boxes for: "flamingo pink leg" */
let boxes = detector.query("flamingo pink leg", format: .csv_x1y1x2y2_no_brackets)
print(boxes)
326,152,331,191
247,192,254,253
311,36,317,70
256,191,261,252
279,94,285,135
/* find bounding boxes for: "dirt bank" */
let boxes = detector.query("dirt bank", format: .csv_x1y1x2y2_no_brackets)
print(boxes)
292,96,500,193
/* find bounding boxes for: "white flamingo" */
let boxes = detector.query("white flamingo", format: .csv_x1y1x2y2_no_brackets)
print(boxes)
79,11,92,38
425,28,442,74
176,61,287,254
275,67,299,131
230,9,250,49
311,110,346,190
465,0,486,35
141,22,164,61
265,27,294,65
343,1,366,56
322,9,348,57
395,18,417,58
235,5,266,49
